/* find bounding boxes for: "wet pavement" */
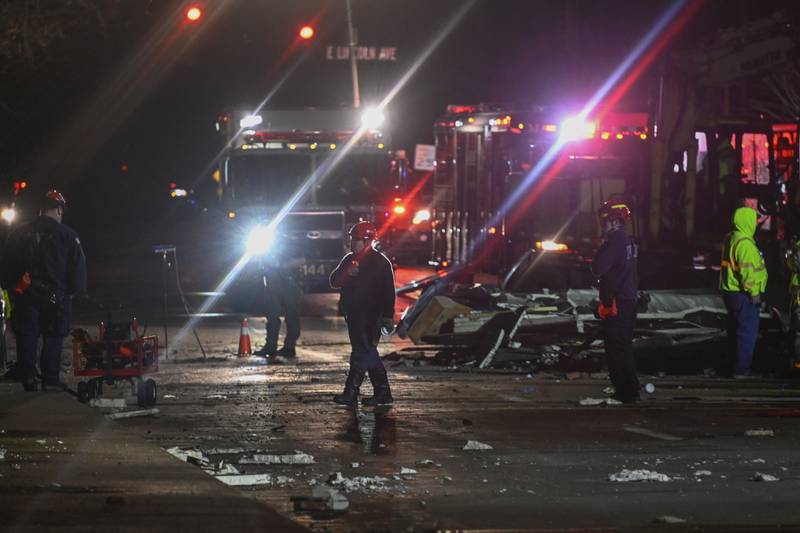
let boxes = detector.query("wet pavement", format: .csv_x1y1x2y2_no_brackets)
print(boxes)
46,309,800,532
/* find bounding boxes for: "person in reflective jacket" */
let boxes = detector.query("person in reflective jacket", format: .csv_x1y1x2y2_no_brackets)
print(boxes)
591,201,640,403
720,206,767,377
2,190,87,391
329,222,395,407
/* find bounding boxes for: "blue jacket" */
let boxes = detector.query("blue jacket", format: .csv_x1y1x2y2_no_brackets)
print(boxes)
591,228,638,304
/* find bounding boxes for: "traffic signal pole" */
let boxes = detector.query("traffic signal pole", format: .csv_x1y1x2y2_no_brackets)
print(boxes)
346,0,361,108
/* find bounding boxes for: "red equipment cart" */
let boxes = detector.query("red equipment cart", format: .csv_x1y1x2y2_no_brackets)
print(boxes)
72,320,159,407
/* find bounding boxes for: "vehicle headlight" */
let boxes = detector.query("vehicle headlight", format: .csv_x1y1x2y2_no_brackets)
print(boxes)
412,209,431,225
245,224,277,256
1,207,16,224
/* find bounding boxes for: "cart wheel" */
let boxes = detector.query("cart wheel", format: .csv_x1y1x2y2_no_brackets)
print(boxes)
87,379,99,400
77,381,89,403
137,379,157,407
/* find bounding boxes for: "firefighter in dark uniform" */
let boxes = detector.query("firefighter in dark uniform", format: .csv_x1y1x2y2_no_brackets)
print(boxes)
254,240,302,359
330,222,395,406
2,190,86,391
591,201,640,403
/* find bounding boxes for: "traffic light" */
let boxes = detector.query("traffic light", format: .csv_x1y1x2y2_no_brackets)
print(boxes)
185,4,203,23
298,25,315,40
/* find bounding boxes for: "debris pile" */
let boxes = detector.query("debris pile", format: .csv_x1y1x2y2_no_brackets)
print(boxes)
608,469,672,482
394,280,738,372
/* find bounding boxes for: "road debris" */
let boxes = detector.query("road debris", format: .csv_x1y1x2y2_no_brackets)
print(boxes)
655,515,687,524
327,471,391,493
744,428,774,437
313,485,350,511
416,459,441,467
580,397,622,406
163,394,178,399
351,462,361,468
400,467,417,476
694,470,712,477
89,398,127,409
165,447,211,468
463,440,493,451
205,394,228,400
0,448,6,460
216,474,273,486
608,469,672,482
106,408,159,420
623,426,683,441
752,472,779,482
239,451,315,465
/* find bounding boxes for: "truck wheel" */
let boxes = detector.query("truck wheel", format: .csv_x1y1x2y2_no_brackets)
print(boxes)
138,378,157,407
87,379,99,400
77,381,89,403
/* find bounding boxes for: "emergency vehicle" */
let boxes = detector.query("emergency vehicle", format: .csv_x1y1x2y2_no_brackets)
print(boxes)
430,102,799,291
214,107,422,304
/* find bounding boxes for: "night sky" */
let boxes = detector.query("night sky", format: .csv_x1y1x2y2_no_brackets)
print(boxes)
1,0,798,234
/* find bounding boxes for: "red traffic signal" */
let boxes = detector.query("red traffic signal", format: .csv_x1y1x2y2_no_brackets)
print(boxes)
185,4,203,23
298,25,315,40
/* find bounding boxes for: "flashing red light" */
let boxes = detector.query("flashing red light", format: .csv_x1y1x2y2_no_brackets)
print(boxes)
185,5,203,22
299,25,315,40
20,181,27,189
120,163,129,173
393,205,407,215
169,182,177,189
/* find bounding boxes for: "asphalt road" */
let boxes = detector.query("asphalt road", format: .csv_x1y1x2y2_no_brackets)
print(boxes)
54,305,800,532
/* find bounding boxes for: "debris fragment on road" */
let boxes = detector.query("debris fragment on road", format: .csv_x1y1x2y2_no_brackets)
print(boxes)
694,470,712,477
655,515,687,524
106,408,159,420
608,469,672,482
580,397,622,406
216,474,273,486
400,467,417,476
312,485,350,511
463,440,493,451
752,472,779,482
744,428,774,437
327,471,391,493
89,398,127,409
239,451,315,465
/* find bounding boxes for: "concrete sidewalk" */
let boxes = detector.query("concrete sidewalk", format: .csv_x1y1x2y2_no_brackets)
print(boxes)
0,388,305,532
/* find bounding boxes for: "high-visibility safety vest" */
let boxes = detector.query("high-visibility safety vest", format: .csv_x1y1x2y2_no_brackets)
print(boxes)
719,207,767,296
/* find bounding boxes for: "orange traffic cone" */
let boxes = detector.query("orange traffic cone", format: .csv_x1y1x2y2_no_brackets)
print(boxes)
237,318,252,357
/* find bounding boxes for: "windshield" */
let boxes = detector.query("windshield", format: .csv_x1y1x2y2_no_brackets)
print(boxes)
315,153,393,206
230,154,311,207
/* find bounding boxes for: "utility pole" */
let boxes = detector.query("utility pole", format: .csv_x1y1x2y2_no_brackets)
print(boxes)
345,0,361,108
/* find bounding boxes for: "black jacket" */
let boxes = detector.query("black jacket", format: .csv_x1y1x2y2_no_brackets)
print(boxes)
2,215,87,298
330,248,395,319
591,228,638,304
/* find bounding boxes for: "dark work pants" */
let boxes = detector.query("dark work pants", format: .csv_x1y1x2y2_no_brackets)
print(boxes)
264,280,302,351
13,298,67,385
789,291,800,363
723,291,760,375
602,298,639,399
345,314,383,373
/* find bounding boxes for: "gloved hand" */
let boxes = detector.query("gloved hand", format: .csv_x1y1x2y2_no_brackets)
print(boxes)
596,298,618,320
749,293,762,307
380,317,395,336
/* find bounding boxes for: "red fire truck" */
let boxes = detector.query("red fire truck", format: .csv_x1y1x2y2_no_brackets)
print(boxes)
430,102,799,291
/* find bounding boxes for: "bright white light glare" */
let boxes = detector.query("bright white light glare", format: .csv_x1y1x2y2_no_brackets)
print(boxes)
240,114,263,129
245,224,277,256
1,207,16,223
361,107,385,129
412,209,431,224
559,116,596,142
170,188,188,198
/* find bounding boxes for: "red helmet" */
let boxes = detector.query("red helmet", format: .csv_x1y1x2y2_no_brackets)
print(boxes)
349,221,377,241
44,189,66,209
598,200,631,222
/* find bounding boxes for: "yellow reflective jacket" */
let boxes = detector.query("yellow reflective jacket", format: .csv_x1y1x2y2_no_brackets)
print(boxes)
719,207,767,296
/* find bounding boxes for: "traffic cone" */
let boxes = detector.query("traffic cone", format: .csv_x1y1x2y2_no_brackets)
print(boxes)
237,318,252,357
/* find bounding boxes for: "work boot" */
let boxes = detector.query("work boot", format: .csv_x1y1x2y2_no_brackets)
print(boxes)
362,366,393,406
333,368,366,406
41,381,68,392
254,345,277,358
611,390,640,404
276,346,296,358
22,376,38,392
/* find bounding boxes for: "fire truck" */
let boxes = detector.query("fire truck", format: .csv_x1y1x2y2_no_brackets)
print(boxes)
214,107,423,306
430,101,800,292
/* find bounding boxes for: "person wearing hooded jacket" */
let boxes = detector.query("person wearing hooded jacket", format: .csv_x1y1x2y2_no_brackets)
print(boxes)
720,207,767,378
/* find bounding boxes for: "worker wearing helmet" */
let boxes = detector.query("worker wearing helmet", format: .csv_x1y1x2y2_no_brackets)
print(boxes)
591,201,640,403
720,207,767,377
329,221,396,406
1,190,86,391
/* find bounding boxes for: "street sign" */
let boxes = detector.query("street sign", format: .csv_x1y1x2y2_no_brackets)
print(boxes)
325,46,397,61
414,144,436,171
